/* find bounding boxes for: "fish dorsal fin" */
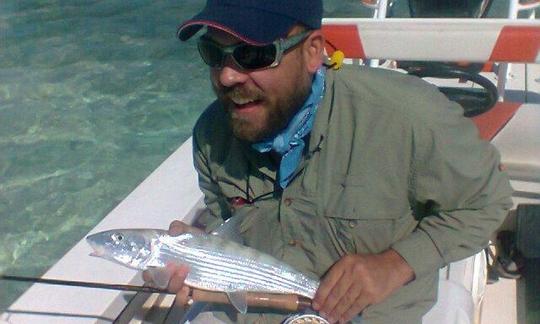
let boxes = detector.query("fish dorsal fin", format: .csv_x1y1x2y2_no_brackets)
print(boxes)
211,207,263,244
226,291,248,314
211,216,244,244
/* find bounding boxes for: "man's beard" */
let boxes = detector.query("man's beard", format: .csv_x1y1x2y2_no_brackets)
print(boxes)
217,82,311,143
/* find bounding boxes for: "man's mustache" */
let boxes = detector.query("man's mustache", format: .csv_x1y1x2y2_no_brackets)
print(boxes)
220,86,264,102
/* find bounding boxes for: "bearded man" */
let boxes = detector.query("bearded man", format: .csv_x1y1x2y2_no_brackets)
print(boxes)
144,1,513,323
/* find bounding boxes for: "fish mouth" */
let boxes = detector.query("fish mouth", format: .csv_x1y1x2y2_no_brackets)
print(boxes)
86,234,105,257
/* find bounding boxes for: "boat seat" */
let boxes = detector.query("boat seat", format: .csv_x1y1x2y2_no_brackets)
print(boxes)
490,103,540,181
423,252,486,324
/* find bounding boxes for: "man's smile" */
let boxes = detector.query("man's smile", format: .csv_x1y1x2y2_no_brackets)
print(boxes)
232,100,263,111
228,92,265,113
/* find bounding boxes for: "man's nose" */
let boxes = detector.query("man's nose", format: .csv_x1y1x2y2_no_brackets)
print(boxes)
218,58,249,87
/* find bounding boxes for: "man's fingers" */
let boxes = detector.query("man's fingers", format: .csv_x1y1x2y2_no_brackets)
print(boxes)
167,263,190,292
339,294,371,324
174,285,192,308
168,220,204,236
157,263,191,308
312,268,344,311
327,282,363,322
318,274,353,321
169,220,190,236
142,270,153,283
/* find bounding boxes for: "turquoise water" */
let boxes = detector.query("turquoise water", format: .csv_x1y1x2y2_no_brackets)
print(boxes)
0,0,216,311
0,0,523,313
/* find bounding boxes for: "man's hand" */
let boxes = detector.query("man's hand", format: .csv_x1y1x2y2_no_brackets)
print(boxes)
142,220,203,307
312,249,415,323
168,220,204,236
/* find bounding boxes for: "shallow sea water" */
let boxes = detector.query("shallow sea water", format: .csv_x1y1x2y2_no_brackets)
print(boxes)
0,0,518,313
0,0,216,311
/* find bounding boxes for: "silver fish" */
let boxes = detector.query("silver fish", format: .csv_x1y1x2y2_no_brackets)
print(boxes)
86,229,319,313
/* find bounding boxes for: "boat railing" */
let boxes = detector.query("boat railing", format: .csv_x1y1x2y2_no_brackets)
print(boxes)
322,17,539,102
358,0,540,102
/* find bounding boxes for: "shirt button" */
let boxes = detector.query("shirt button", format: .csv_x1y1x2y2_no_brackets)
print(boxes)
288,239,303,248
348,220,357,228
284,198,293,206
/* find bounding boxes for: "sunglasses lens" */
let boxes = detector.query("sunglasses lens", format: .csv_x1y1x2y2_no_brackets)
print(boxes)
197,37,278,70
233,44,277,70
197,40,224,68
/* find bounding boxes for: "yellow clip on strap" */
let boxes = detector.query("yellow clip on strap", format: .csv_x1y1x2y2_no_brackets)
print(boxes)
328,50,345,70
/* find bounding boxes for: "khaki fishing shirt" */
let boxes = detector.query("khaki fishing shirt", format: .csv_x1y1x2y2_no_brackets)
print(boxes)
191,65,513,323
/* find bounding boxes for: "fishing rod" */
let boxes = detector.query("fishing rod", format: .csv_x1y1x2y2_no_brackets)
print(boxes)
0,274,168,294
0,274,311,312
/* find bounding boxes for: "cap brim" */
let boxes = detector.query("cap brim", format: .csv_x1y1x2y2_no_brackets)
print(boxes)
177,5,296,45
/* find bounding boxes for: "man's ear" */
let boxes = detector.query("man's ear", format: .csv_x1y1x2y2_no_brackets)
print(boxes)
303,30,325,73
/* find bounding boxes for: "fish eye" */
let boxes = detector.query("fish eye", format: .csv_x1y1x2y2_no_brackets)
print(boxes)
112,233,124,242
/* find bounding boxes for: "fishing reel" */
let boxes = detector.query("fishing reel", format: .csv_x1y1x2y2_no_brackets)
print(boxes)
283,313,330,324
283,312,363,324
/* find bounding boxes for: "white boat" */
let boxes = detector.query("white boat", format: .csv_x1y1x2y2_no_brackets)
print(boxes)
2,1,539,323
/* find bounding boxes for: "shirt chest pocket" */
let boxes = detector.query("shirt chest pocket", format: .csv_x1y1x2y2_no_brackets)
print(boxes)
322,173,411,254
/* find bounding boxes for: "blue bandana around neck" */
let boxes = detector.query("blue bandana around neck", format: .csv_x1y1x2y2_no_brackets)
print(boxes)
252,67,326,189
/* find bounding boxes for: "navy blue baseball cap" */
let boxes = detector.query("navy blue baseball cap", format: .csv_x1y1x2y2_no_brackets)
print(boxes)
177,0,323,45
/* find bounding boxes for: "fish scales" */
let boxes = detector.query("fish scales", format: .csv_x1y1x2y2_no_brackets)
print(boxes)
173,247,311,291
156,232,318,297
182,258,301,290
160,235,311,287
159,238,297,284
189,242,313,293
157,234,315,297
86,229,319,299
185,261,309,293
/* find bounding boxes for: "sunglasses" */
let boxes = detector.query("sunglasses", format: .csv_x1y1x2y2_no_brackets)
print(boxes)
197,30,311,70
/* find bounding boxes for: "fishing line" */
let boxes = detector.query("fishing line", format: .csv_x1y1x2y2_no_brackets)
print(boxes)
0,274,170,294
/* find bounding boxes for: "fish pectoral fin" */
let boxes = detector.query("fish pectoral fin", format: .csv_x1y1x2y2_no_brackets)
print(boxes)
145,266,171,289
226,291,248,314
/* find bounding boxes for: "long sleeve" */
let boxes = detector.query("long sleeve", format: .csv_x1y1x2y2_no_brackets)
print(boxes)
391,99,514,280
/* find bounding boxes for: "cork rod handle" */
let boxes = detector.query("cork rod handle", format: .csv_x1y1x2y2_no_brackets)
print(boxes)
191,289,312,312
